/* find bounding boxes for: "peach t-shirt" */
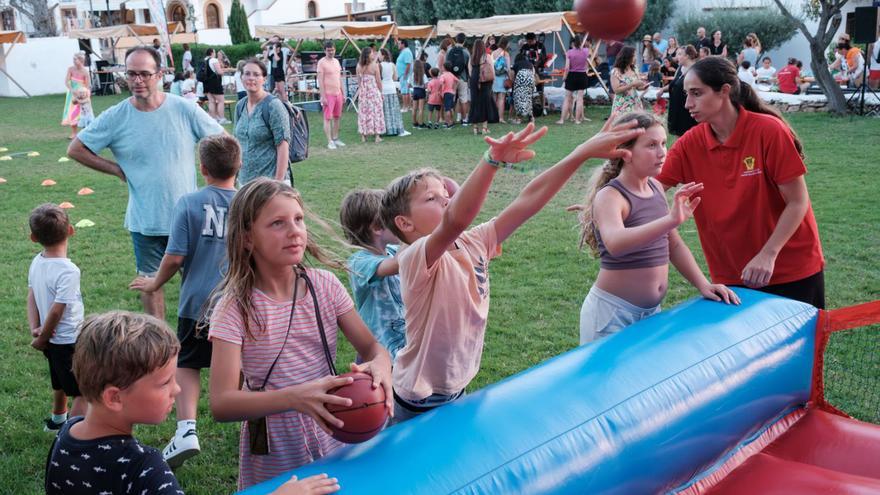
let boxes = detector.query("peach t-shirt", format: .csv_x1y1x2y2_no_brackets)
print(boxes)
393,221,502,401
317,56,342,95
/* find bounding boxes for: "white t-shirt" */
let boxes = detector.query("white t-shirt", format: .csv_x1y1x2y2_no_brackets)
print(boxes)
871,39,880,71
183,50,193,71
738,67,756,87
181,78,197,96
28,254,84,344
755,66,776,82
234,70,245,92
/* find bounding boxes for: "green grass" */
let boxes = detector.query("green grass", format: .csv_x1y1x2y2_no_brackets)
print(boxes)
0,94,877,494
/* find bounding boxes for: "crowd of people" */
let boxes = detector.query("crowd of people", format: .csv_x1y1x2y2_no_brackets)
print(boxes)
34,22,844,491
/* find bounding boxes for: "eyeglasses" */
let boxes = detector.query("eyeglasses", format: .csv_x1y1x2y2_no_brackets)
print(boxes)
125,71,158,81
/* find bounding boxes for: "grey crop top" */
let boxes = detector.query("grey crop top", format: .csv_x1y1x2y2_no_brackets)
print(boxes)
594,178,670,270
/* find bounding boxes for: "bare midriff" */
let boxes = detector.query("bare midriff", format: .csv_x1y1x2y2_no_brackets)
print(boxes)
595,264,669,309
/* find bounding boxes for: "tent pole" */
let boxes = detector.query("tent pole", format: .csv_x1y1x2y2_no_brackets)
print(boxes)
417,27,435,58
340,38,351,55
0,66,32,97
343,31,362,54
377,26,393,52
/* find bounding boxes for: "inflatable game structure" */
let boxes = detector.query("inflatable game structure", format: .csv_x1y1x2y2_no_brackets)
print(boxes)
240,289,880,494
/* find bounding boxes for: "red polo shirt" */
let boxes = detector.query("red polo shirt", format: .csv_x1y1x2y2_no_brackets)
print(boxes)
657,109,824,286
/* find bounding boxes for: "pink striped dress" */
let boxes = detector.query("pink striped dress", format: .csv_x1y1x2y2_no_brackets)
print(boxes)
209,268,354,488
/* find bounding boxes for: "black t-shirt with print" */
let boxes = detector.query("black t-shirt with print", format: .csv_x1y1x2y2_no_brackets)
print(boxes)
45,417,182,494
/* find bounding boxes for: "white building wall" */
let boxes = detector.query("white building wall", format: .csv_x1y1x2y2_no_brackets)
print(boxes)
0,36,81,96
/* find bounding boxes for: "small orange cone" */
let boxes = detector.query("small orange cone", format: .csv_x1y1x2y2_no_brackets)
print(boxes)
77,187,94,195
41,179,57,186
59,201,75,209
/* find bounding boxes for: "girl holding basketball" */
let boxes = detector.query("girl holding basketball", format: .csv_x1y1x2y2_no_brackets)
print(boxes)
208,178,392,489
576,112,739,345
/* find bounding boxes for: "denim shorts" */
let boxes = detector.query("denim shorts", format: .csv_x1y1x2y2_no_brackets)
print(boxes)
130,231,169,276
579,285,660,345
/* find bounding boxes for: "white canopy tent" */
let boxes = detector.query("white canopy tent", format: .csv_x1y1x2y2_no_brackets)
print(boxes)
437,12,608,96
0,30,29,97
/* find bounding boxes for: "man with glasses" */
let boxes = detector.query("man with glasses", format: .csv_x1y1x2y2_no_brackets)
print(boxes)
67,46,224,320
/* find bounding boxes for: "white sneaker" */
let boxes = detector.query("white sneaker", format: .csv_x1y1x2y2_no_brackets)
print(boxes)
327,141,337,150
163,429,200,468
218,118,231,125
334,139,346,147
399,130,412,137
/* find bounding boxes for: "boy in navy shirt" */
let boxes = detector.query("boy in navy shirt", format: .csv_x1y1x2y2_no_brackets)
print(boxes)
129,134,239,467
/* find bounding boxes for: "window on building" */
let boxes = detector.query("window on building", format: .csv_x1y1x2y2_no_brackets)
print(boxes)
1,9,15,31
205,3,220,28
307,1,317,19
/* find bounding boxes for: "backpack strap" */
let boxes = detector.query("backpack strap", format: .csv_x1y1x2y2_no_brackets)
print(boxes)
235,97,247,122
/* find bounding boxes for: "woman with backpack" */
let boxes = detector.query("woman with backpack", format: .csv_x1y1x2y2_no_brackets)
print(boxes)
233,58,292,186
491,37,512,124
557,34,591,125
467,38,497,135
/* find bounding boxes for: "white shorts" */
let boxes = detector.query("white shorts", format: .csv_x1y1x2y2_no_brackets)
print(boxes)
579,285,660,345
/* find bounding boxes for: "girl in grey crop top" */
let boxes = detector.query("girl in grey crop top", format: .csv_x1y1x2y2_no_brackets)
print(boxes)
574,112,739,345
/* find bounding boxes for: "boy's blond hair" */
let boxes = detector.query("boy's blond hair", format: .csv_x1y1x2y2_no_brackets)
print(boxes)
380,168,443,241
29,203,71,247
73,311,179,401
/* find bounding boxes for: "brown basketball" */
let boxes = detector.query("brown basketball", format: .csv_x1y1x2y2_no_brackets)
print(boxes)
574,0,646,41
326,371,388,444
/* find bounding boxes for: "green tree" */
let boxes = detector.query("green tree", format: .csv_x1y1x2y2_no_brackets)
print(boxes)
630,0,674,42
674,7,798,54
226,0,252,45
390,0,437,25
492,0,567,15
431,0,494,22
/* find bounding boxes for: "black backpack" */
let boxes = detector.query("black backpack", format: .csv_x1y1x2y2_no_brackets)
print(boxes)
236,95,310,175
196,59,209,83
447,45,468,80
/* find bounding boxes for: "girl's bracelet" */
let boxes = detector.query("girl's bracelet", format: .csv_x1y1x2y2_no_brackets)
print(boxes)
482,149,506,168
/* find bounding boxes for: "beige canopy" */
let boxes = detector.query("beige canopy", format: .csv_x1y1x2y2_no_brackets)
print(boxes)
0,30,26,44
437,11,585,37
395,25,435,39
68,22,184,40
255,21,396,41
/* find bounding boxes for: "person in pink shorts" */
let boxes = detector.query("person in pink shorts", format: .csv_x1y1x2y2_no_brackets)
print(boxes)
317,41,345,150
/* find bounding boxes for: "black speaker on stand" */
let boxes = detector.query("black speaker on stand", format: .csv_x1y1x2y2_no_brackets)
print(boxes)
847,7,879,116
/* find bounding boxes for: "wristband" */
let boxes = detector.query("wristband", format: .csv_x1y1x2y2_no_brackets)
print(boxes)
482,149,506,168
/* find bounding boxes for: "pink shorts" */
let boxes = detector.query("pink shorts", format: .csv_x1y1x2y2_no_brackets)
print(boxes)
323,93,343,119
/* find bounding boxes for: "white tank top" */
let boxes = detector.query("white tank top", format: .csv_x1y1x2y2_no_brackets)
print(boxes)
380,62,396,95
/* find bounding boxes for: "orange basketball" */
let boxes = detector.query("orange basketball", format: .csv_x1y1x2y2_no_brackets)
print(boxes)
326,372,388,444
574,0,647,41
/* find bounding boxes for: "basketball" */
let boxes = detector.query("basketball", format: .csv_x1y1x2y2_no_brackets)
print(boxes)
326,372,388,444
573,0,647,41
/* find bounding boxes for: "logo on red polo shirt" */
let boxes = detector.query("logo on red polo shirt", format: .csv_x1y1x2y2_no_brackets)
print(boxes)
742,156,762,177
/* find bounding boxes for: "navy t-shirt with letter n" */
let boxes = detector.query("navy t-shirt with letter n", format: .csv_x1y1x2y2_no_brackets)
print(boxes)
165,185,236,322
45,417,182,494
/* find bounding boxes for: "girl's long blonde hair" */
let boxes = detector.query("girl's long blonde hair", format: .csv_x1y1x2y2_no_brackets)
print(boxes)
578,112,665,255
207,178,346,340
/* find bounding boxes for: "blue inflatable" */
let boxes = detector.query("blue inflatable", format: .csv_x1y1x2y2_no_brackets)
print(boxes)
239,289,818,494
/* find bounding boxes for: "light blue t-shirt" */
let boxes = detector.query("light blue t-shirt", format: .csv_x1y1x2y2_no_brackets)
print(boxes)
77,94,224,236
165,185,235,321
347,245,406,360
653,39,669,56
396,47,413,80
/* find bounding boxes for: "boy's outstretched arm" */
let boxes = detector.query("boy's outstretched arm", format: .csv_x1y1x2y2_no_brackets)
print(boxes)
494,119,644,243
424,123,547,267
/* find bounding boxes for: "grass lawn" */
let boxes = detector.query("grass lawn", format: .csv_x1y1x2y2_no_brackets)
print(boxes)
0,94,877,494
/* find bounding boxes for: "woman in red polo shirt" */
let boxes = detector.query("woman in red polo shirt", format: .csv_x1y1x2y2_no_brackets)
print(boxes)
657,56,825,308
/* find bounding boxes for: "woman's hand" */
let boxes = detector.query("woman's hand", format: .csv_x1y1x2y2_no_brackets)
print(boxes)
349,357,394,416
285,375,355,433
741,250,777,288
667,182,703,226
485,122,548,164
698,283,741,305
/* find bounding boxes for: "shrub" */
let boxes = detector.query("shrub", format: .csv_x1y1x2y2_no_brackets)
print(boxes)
169,40,375,73
674,6,799,55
